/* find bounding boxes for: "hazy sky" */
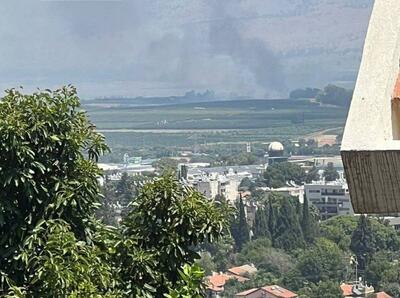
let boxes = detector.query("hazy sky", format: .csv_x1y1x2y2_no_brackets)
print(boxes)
0,0,372,98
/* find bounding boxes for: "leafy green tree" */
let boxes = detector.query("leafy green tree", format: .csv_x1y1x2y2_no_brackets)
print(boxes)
97,182,120,226
298,280,342,298
280,269,307,292
202,236,235,272
152,158,181,174
165,264,205,298
231,196,250,251
305,167,320,183
0,87,231,297
350,215,376,270
239,177,255,191
378,260,400,294
0,87,110,294
98,174,149,225
121,175,232,296
196,252,216,276
220,153,258,166
320,215,358,251
323,162,339,182
237,238,294,277
19,220,119,297
297,238,346,284
289,87,321,99
381,282,400,298
365,251,393,288
264,162,306,188
369,219,400,251
116,172,146,217
316,84,353,107
253,205,270,239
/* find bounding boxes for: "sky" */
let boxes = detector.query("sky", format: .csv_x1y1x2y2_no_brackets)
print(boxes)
0,0,373,99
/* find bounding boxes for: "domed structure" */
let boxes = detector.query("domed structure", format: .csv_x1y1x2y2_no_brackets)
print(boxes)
267,141,287,165
268,142,284,153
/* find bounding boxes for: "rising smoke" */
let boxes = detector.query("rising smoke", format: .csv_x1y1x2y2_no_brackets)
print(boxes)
207,1,286,96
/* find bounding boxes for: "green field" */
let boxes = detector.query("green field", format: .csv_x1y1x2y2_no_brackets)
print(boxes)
83,99,347,149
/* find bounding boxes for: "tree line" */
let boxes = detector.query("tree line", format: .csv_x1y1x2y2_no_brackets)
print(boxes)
202,192,400,297
290,84,353,107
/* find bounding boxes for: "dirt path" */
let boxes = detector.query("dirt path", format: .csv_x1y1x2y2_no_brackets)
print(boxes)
302,126,343,139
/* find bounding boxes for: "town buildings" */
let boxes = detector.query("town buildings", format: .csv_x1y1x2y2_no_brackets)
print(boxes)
206,264,257,297
180,163,265,202
340,282,392,298
304,180,354,219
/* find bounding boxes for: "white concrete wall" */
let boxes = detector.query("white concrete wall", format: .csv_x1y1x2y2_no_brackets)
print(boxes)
342,0,400,151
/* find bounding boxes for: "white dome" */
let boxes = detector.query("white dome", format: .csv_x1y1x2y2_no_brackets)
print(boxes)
268,142,284,152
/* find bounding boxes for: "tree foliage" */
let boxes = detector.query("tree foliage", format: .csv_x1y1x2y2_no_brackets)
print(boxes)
231,196,250,250
264,162,306,188
0,87,231,297
253,205,270,239
121,175,232,295
274,197,305,251
305,167,320,183
289,88,321,99
323,162,339,182
297,238,346,284
0,87,109,290
316,84,353,107
350,215,376,270
301,195,318,243
298,280,342,298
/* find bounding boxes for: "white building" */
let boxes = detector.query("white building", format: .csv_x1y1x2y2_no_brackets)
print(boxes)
183,166,257,202
189,170,245,202
98,162,156,179
304,181,354,220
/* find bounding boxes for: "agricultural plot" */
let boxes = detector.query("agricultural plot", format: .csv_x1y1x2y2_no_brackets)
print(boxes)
83,99,348,148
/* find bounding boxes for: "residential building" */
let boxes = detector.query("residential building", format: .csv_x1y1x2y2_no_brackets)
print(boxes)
235,288,264,298
98,161,156,178
206,273,248,298
181,164,264,202
235,285,297,298
304,181,354,219
206,264,257,297
227,264,257,278
340,283,392,298
387,217,400,230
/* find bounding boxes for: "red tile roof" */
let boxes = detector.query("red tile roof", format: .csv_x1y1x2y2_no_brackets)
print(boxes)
206,273,249,292
340,283,354,297
261,285,297,298
375,292,393,298
228,264,257,277
235,287,260,297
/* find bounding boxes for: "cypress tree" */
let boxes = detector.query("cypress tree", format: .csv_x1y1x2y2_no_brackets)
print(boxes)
350,215,376,270
274,197,305,250
254,205,270,239
301,194,317,243
231,196,250,251
268,198,276,243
